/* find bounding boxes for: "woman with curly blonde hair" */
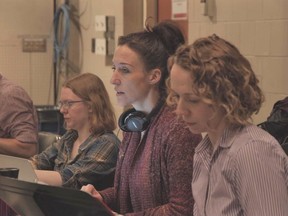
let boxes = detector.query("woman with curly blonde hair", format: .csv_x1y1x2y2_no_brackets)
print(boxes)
167,34,288,216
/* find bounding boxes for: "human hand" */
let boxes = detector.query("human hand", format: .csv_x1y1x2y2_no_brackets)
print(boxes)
112,211,123,216
81,184,103,202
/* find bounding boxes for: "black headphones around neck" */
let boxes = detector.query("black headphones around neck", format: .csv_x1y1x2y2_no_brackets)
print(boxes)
118,99,165,132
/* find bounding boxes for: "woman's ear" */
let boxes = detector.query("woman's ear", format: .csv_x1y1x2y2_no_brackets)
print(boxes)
148,68,161,85
87,102,93,113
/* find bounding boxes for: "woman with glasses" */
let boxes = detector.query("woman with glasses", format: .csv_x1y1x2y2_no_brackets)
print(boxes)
30,73,120,190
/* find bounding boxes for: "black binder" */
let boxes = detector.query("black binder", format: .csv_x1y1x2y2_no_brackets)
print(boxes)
0,176,113,216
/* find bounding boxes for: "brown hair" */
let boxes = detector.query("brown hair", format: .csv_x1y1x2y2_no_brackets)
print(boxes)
167,34,264,126
118,20,185,97
63,73,117,135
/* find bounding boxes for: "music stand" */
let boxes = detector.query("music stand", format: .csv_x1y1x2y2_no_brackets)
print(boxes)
0,176,113,216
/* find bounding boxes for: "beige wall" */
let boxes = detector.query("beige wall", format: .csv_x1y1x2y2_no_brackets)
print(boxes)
0,0,287,125
78,0,144,125
0,0,54,105
78,0,125,124
188,0,288,124
79,0,288,124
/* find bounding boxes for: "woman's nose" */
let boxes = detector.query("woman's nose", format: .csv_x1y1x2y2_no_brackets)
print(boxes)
59,106,66,114
110,71,121,85
175,98,188,116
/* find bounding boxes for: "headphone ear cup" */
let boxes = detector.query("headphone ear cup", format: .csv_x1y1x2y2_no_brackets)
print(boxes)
125,112,149,132
118,109,150,132
118,109,132,132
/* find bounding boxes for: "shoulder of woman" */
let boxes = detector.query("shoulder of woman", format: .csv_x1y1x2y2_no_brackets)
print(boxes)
157,105,190,129
153,105,201,141
90,132,121,147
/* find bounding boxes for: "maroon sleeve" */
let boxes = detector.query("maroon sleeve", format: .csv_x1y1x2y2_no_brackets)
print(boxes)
0,84,38,144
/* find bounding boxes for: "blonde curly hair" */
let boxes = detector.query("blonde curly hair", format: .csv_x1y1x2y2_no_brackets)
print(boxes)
167,34,264,127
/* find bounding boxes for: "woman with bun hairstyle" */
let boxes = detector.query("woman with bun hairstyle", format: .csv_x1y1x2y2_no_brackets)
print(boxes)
82,20,202,216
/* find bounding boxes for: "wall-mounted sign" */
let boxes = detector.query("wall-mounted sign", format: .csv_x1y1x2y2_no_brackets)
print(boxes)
172,0,187,20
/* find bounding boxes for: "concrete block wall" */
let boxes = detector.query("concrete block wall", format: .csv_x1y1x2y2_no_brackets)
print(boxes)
1,0,286,126
0,0,54,105
188,0,288,124
79,0,125,127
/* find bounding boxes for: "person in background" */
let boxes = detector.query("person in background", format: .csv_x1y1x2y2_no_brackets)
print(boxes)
30,73,120,190
0,73,38,158
167,34,288,216
0,73,39,216
82,20,202,215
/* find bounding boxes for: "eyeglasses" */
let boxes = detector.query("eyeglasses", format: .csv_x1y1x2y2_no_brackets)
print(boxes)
58,100,85,109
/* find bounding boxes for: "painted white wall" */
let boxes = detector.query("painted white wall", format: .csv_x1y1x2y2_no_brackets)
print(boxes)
0,0,54,105
0,0,287,126
187,0,288,124
78,0,124,127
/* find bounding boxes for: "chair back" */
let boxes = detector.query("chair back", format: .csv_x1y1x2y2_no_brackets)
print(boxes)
38,132,61,153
